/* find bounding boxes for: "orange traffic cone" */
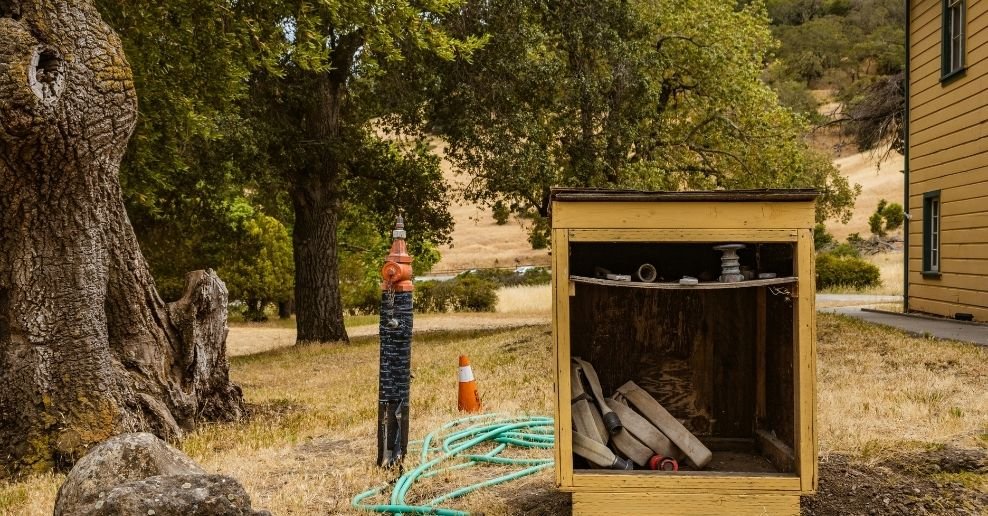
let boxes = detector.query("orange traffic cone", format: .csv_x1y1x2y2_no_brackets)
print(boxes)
458,355,482,413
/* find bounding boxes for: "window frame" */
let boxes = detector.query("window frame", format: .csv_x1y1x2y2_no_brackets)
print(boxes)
941,0,967,82
922,191,942,278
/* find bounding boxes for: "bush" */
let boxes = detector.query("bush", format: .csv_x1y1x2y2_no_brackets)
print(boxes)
816,252,881,290
492,201,510,225
868,199,905,236
830,242,861,258
460,267,551,287
814,223,834,250
868,211,886,236
415,276,498,313
882,202,904,231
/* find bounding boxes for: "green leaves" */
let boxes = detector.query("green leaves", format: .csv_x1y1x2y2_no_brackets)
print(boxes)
428,0,857,234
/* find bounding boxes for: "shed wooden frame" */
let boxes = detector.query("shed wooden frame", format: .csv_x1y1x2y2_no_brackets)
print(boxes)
550,189,818,515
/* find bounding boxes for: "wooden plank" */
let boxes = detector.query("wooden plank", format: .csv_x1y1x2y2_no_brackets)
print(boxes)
756,430,796,474
909,197,988,221
911,105,988,149
942,214,988,232
572,491,799,515
909,284,988,308
551,202,816,230
571,471,802,491
909,258,988,275
942,196,988,217
568,229,799,243
552,228,574,488
908,244,988,263
907,231,988,247
911,116,988,159
794,229,817,493
909,179,988,210
910,71,988,121
569,275,798,290
908,296,988,322
909,137,988,172
909,0,944,40
910,155,988,185
755,287,767,426
910,97,988,136
909,272,988,291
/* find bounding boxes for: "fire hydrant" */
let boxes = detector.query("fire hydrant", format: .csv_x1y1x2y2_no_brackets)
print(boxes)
377,216,414,468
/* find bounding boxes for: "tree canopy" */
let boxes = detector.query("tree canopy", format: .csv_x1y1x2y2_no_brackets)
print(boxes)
91,0,865,335
422,0,857,241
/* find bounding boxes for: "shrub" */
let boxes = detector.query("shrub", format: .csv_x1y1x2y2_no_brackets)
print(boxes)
868,211,886,236
814,223,835,250
415,276,498,313
816,252,881,290
461,267,551,287
830,243,861,258
868,199,905,236
882,202,904,231
492,201,511,225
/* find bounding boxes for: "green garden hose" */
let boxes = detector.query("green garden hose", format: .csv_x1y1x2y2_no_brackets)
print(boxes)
352,414,555,515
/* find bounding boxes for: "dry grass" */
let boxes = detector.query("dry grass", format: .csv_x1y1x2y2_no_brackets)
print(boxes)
3,314,986,515
496,285,552,315
0,474,62,516
817,315,988,461
825,151,904,241
188,326,557,515
428,140,550,272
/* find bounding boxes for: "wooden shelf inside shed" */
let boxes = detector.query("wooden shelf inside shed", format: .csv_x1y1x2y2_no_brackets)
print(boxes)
569,275,798,290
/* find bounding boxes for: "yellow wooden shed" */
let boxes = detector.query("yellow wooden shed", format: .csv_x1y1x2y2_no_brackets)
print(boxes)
550,189,818,515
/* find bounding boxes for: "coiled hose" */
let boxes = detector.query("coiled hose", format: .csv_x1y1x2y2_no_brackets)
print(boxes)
353,414,555,515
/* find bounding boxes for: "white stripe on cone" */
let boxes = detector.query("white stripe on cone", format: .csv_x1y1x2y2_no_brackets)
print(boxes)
458,366,475,382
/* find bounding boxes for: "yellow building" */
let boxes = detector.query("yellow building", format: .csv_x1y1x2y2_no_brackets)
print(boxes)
906,0,988,322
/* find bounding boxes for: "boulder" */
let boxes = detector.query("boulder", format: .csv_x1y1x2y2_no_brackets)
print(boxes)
54,433,269,516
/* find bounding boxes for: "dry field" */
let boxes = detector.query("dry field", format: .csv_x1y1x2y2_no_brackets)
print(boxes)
429,140,550,272
826,152,905,241
2,313,985,515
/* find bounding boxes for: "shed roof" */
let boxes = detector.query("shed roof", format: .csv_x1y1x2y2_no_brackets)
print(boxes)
550,188,819,203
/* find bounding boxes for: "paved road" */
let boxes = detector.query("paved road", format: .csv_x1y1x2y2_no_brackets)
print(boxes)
823,306,986,346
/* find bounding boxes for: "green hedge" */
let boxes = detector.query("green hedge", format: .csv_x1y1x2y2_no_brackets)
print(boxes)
816,252,881,290
415,276,498,313
462,267,551,287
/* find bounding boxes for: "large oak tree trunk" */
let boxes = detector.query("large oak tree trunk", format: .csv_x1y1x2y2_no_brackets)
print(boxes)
292,73,349,344
0,0,244,477
292,173,348,344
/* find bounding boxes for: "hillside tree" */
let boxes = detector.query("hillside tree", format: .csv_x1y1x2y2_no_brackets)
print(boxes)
244,1,480,343
422,0,857,243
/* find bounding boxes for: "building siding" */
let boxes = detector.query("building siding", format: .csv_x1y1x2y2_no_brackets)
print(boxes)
909,0,988,321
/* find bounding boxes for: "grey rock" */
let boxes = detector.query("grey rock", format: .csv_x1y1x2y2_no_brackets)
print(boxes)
54,433,269,516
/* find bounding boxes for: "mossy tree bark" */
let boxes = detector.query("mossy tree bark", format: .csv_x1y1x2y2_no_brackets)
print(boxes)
0,0,244,477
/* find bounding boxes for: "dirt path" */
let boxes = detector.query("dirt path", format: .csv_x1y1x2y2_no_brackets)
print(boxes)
227,313,550,357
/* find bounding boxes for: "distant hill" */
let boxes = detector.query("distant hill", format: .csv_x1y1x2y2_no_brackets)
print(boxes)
431,141,550,272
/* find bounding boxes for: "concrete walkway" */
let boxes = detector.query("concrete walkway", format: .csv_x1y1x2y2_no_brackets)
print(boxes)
816,294,902,305
824,307,988,346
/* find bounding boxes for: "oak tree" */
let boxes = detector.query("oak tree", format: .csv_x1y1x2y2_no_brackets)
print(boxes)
0,0,243,476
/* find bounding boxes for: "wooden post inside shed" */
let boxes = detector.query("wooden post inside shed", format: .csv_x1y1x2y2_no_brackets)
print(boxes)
551,189,818,516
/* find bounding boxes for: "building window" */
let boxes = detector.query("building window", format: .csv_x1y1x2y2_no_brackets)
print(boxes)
923,191,942,276
942,0,966,80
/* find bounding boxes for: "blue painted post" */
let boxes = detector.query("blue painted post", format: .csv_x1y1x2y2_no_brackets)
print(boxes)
377,216,414,468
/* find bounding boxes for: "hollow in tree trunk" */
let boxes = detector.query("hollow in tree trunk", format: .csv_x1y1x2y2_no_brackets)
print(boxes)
0,0,244,477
